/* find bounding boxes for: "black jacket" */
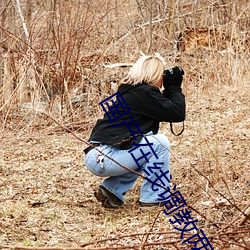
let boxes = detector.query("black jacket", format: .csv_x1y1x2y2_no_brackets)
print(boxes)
88,83,185,149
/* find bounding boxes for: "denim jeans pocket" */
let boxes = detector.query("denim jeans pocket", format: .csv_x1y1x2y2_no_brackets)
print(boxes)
84,145,112,177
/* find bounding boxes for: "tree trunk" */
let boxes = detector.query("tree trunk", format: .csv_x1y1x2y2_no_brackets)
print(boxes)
0,0,15,113
147,0,153,54
13,0,38,104
168,0,175,42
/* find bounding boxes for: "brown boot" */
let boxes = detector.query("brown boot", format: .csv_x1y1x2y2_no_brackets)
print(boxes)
94,186,123,208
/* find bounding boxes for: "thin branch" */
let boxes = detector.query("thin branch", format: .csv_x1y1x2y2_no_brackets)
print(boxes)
213,238,250,250
219,206,250,232
81,231,189,248
40,112,146,180
142,210,162,248
13,0,30,46
103,63,134,68
190,163,248,217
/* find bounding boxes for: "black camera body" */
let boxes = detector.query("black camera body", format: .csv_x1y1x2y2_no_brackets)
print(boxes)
164,67,175,75
163,66,184,88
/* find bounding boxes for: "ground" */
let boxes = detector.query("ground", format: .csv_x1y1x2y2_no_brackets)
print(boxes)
0,79,249,249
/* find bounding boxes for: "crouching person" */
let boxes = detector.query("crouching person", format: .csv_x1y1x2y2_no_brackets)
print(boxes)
84,54,186,209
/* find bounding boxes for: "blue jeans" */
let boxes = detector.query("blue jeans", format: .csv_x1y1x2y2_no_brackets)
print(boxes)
84,133,170,203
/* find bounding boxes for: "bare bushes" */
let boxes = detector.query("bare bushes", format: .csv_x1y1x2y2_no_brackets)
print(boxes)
0,0,249,131
0,0,128,131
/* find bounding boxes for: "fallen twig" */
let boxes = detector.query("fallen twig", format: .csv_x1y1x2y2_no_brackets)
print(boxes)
81,231,188,248
239,207,250,226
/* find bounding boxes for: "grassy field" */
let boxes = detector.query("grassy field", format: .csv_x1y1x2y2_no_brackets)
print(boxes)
0,0,249,249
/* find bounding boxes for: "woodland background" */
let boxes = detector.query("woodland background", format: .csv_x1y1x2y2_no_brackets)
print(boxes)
0,0,249,249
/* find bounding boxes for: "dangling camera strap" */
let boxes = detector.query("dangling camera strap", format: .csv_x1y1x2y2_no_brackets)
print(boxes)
170,121,185,136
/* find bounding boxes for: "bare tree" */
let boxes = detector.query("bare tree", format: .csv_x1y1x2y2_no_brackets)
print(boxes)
168,0,175,42
13,0,38,104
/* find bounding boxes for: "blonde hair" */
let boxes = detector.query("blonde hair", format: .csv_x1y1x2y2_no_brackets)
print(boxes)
122,54,165,85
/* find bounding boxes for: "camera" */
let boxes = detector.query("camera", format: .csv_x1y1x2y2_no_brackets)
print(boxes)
163,66,184,88
163,66,184,77
163,67,176,84
164,67,175,75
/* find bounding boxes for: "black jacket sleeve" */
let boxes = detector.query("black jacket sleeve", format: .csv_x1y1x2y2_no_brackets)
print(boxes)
141,86,186,122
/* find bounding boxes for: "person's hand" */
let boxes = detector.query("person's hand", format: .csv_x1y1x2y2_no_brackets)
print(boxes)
163,66,184,89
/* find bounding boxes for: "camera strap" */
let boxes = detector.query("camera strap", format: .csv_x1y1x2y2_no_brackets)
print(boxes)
170,121,185,136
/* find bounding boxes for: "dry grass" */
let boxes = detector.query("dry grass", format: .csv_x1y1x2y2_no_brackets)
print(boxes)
0,63,249,249
0,0,249,249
